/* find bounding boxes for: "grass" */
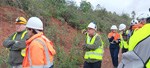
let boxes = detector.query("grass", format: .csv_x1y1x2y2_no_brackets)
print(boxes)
0,49,10,68
74,35,80,46
53,44,84,68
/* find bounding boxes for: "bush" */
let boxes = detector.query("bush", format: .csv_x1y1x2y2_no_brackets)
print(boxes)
0,49,10,68
74,35,79,46
53,43,84,68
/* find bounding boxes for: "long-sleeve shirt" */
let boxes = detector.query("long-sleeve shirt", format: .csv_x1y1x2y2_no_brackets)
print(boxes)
3,29,29,66
82,33,102,63
108,32,121,49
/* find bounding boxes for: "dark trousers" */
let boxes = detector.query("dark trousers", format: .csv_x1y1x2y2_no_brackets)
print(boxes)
109,48,119,67
83,61,102,68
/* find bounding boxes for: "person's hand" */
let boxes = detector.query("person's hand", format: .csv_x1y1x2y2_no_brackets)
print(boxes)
113,33,116,37
15,41,19,43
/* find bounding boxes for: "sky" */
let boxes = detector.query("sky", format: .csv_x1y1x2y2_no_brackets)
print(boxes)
68,0,150,18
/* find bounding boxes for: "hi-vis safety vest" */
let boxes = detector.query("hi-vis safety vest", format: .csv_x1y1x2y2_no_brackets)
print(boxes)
133,27,139,35
12,30,27,57
118,24,150,68
120,30,129,49
84,33,104,60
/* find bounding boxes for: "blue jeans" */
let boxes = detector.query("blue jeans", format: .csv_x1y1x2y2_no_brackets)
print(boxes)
109,48,119,67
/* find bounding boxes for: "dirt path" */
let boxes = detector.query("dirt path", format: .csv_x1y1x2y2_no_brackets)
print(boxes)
101,47,122,68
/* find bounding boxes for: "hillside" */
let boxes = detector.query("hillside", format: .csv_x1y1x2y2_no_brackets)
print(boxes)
0,5,126,68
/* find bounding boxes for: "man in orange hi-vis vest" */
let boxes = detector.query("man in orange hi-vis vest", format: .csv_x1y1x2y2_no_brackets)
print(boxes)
22,17,56,68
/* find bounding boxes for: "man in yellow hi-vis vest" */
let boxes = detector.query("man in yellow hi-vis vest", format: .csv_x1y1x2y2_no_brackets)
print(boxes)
119,24,130,53
3,17,29,68
82,22,104,68
118,16,150,68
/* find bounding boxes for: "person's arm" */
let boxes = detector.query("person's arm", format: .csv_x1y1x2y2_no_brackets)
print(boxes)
82,38,90,51
30,41,44,67
11,33,29,50
85,36,101,50
117,38,121,43
108,33,115,42
3,33,15,48
114,34,121,44
108,36,114,42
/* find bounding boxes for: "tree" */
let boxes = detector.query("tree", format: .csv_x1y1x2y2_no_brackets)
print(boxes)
131,11,136,19
95,4,102,10
79,1,91,12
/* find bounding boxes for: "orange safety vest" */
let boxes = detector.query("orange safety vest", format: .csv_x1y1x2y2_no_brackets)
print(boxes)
22,32,56,68
108,32,120,41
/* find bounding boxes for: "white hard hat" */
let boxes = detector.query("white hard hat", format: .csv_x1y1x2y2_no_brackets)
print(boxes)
137,13,149,20
26,17,43,30
111,25,117,30
87,22,97,30
131,19,138,25
119,24,126,30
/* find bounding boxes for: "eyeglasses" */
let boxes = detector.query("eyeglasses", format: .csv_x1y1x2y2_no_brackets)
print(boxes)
15,18,24,22
27,28,31,31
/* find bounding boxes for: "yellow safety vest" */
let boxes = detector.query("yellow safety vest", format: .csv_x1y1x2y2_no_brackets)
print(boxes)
12,30,27,57
84,33,103,60
120,30,129,49
133,28,139,35
129,24,150,67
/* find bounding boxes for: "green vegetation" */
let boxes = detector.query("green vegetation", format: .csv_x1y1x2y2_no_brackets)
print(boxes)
53,44,83,68
0,0,132,67
0,49,10,68
45,25,84,68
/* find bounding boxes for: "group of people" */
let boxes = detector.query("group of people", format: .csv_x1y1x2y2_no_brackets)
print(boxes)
108,13,149,68
81,13,150,68
3,13,150,68
3,17,56,68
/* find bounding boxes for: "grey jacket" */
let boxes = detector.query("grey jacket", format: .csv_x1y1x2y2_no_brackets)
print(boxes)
3,29,29,66
82,34,102,63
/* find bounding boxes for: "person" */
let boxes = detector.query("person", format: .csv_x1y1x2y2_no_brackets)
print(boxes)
119,24,130,53
22,17,56,68
3,17,29,68
82,22,103,68
132,13,149,31
129,19,138,36
108,25,120,68
118,16,150,68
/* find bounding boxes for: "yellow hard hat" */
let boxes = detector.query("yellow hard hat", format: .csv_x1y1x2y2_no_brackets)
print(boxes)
15,17,27,24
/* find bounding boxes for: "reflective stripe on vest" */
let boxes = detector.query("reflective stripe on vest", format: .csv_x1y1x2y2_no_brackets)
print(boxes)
84,33,103,60
12,30,27,57
28,39,53,68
